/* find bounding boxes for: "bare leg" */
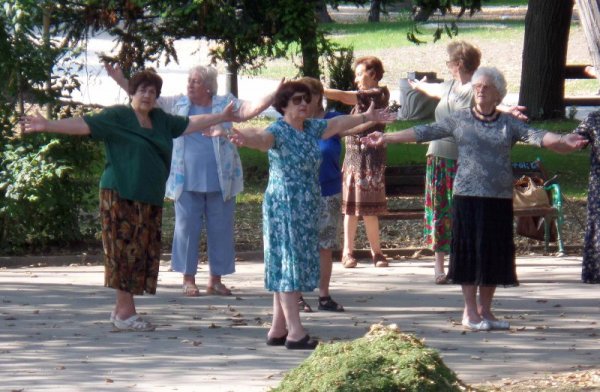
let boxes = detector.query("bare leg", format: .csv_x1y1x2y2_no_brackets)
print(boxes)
343,215,358,257
478,286,497,320
319,249,333,297
183,274,196,286
278,291,306,341
114,289,136,320
268,293,288,339
363,215,382,255
434,251,446,276
461,284,483,323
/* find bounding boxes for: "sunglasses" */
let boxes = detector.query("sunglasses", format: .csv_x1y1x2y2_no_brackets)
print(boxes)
290,94,311,105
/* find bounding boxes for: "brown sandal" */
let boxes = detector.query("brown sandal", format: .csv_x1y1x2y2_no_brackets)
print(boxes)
341,253,358,268
372,253,389,267
206,282,232,296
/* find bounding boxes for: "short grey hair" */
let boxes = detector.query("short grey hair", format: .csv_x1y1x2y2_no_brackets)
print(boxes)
188,65,218,96
472,66,507,100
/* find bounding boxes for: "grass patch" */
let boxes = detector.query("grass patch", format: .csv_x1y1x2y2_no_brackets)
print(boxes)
273,324,466,392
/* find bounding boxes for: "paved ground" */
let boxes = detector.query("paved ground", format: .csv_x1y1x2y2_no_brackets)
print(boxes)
1,253,599,392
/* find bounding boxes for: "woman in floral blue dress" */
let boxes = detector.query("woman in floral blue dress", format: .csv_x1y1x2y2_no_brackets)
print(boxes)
230,81,394,349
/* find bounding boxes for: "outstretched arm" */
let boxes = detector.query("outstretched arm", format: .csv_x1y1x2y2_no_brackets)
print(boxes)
20,111,91,136
360,128,417,147
183,102,239,135
542,132,588,153
322,101,395,139
408,77,443,99
228,127,274,152
323,88,358,106
236,79,283,120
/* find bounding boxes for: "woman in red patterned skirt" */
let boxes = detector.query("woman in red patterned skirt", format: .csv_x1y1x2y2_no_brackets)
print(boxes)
325,56,390,268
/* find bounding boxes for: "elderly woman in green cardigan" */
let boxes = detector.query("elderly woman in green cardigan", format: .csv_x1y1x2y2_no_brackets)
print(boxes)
20,69,237,332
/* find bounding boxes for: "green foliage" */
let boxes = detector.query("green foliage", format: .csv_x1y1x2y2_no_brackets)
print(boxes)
409,0,482,44
0,105,103,252
274,324,464,392
326,47,355,114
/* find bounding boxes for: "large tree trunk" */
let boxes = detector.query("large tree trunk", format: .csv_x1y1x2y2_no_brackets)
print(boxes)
575,0,600,83
224,42,238,97
300,15,320,78
368,0,381,22
519,0,574,120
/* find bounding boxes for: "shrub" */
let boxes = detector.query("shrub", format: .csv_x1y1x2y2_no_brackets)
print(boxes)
326,47,355,114
274,324,466,392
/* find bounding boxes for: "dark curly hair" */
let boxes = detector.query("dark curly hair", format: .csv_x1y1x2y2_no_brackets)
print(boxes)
128,69,163,98
273,81,311,115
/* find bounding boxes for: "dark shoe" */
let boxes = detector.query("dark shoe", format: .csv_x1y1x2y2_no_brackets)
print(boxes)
285,334,318,350
372,253,389,267
298,296,313,312
318,296,344,312
341,253,358,268
266,332,288,346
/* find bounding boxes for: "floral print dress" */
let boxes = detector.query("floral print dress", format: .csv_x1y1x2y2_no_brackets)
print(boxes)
263,118,327,292
574,111,600,283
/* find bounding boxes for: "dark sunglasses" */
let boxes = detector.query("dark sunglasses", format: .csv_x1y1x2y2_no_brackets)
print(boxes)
290,94,311,105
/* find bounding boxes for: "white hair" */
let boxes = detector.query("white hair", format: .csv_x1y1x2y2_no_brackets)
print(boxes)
472,66,507,100
188,65,218,96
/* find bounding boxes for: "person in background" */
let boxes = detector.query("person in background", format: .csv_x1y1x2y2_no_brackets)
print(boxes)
572,111,600,283
230,81,394,349
20,69,238,331
408,41,481,284
361,67,587,331
106,63,276,297
324,56,390,268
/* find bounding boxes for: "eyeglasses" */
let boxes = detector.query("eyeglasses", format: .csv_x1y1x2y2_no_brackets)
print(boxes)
473,83,494,91
290,94,311,105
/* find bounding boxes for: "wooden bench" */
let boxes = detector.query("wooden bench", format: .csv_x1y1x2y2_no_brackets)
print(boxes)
564,64,600,107
380,160,565,254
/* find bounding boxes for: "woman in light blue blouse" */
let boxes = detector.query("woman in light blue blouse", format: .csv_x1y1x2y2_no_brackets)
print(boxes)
362,67,587,332
106,63,275,297
230,81,394,349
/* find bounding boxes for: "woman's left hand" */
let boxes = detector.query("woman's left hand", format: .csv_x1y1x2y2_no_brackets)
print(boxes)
202,124,228,137
19,111,48,134
562,133,589,149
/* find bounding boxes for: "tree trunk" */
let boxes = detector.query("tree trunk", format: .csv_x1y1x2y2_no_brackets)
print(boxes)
575,0,600,84
368,0,381,22
519,0,574,120
300,16,320,78
224,42,238,97
316,0,334,23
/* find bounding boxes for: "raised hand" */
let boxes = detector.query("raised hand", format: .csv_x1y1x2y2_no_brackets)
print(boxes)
222,101,242,123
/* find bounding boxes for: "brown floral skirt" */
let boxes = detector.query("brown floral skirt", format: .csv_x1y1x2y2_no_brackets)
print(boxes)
99,189,162,295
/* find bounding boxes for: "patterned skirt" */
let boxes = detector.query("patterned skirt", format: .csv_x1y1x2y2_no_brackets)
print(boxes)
341,140,387,216
99,189,162,295
423,156,457,253
448,196,518,287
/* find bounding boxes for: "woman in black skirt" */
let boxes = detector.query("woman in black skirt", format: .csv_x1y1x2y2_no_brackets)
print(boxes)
362,67,587,331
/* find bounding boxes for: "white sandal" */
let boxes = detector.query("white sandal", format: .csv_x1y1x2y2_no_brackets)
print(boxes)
111,313,156,332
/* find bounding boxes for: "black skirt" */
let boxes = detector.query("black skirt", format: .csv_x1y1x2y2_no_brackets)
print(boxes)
447,195,518,287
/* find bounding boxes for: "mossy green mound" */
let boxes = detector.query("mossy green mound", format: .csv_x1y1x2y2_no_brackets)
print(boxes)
273,324,466,392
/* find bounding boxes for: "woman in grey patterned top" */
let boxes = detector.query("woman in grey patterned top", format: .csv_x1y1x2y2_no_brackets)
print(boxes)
362,67,587,331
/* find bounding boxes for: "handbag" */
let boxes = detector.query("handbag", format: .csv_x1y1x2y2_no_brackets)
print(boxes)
513,175,550,209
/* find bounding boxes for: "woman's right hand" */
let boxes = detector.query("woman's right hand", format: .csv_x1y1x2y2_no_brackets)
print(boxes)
228,128,246,147
408,76,427,91
360,131,385,147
